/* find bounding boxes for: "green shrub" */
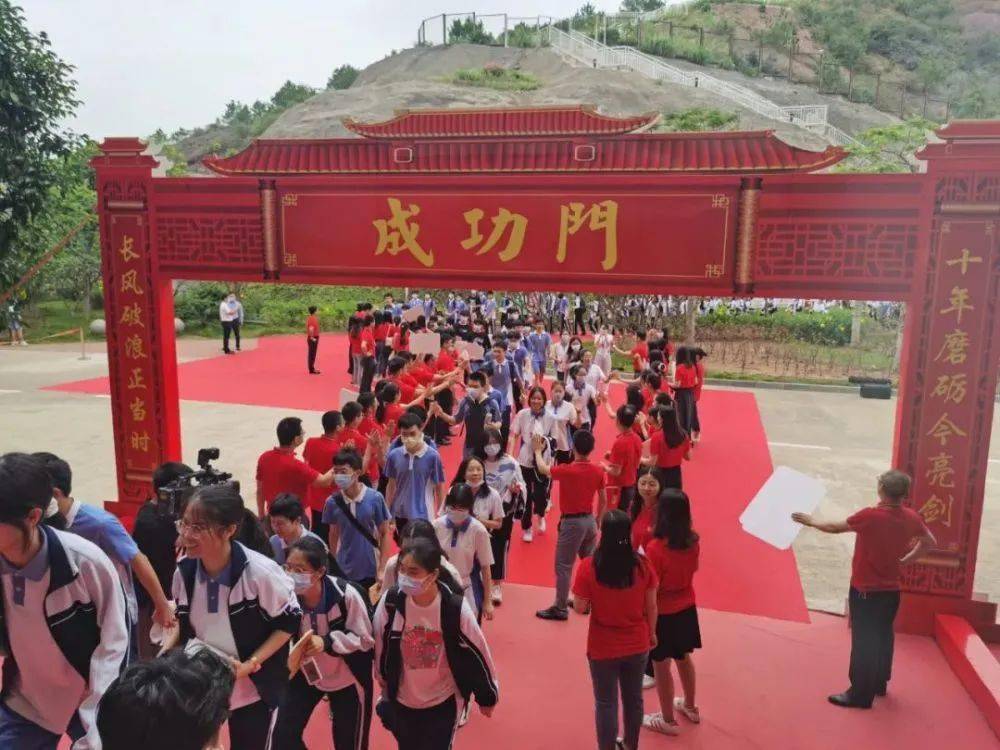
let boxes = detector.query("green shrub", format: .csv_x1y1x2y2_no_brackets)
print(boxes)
452,67,541,91
658,108,738,132
699,308,855,346
173,282,229,326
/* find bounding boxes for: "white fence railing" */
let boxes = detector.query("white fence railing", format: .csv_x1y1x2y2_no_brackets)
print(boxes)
549,26,859,148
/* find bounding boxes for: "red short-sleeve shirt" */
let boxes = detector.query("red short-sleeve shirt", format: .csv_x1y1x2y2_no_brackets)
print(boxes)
631,503,655,551
255,448,319,511
302,436,338,511
646,538,699,614
675,363,698,389
360,328,376,357
572,555,657,660
650,431,690,469
550,460,607,515
608,431,643,487
306,314,320,339
436,350,456,372
848,505,928,591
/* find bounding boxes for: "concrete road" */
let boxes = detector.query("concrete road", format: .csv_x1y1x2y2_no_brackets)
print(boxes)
1,339,997,616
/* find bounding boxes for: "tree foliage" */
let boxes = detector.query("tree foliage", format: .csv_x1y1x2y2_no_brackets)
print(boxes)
620,0,664,12
448,18,494,45
0,0,80,290
837,118,935,174
327,64,359,90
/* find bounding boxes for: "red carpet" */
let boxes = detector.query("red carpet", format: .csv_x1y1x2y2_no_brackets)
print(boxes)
49,334,806,622
58,583,997,750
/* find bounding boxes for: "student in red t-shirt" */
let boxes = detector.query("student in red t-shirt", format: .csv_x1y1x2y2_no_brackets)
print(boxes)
347,305,364,384
671,346,700,440
305,305,320,375
602,405,643,515
334,401,367,456
571,510,657,750
255,416,337,520
532,429,608,621
690,347,707,442
793,470,935,709
358,315,377,393
630,466,666,552
644,489,702,735
644,404,691,489
373,309,391,376
614,329,649,377
301,410,343,534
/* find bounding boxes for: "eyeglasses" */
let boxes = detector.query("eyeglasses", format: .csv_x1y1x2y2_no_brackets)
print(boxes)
175,519,211,536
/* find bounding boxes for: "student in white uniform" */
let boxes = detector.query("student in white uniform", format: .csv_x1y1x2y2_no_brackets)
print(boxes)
578,350,607,429
272,536,375,750
379,519,463,596
432,484,494,622
479,428,525,605
551,333,570,383
0,452,130,750
594,325,614,377
168,485,301,750
565,364,598,434
546,380,579,464
373,538,499,750
510,386,558,542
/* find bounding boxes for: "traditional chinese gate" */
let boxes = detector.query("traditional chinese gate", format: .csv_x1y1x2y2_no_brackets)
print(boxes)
91,107,1000,634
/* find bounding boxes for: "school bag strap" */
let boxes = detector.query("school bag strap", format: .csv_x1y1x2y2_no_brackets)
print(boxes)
333,493,380,549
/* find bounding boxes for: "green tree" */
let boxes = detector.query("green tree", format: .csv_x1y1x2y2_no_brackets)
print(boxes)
448,18,494,44
0,0,80,291
620,0,664,12
269,81,316,110
19,142,100,319
327,64,360,90
838,118,935,173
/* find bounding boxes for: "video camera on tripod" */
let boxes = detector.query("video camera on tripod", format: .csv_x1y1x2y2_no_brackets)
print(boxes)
156,447,239,519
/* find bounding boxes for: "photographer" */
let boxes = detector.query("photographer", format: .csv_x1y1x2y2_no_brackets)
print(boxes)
132,461,193,658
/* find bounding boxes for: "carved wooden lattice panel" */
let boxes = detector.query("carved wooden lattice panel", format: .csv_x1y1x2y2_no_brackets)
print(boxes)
755,221,918,284
156,216,263,266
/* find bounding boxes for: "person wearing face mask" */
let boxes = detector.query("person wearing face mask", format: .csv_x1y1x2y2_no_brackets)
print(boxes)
594,325,614,377
385,414,448,539
525,319,551,386
478,429,526,605
267,493,328,566
373,538,498,749
272,536,375,750
98,648,235,750
431,484,494,623
432,370,501,459
510,386,557,543
566,364,599,435
322,450,392,594
219,292,243,354
479,342,524,448
454,456,505,549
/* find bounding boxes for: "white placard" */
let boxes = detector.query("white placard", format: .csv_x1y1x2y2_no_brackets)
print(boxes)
339,387,359,408
410,331,441,357
455,341,485,361
739,466,825,550
402,306,423,324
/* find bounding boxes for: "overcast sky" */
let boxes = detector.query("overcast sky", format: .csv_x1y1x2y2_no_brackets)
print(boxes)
20,0,612,139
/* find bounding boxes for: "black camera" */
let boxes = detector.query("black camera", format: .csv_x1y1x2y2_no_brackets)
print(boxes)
156,447,238,519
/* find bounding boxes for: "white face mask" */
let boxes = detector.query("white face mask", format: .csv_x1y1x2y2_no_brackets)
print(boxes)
484,444,501,457
447,509,470,525
289,572,313,593
467,387,481,400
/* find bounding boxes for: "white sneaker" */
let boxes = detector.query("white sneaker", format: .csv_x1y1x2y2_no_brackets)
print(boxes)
539,517,547,534
642,674,656,690
20,341,28,346
458,701,470,727
643,713,679,735
522,529,533,543
491,584,503,605
673,697,700,723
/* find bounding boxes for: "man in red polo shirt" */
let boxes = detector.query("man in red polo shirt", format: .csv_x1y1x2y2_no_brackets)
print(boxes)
302,410,342,533
532,429,607,621
306,305,320,375
603,405,643,514
256,416,336,520
793,470,935,709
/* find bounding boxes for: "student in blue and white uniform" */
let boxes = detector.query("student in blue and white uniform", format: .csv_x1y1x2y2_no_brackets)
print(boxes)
169,484,301,750
478,341,524,448
384,413,447,539
0,452,130,750
36,451,176,660
432,483,494,622
267,493,327,565
323,449,393,591
272,536,375,750
510,385,559,543
479,428,525,605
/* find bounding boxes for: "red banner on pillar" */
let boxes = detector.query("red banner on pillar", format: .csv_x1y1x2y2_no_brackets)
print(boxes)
108,214,160,478
279,191,737,290
910,219,995,553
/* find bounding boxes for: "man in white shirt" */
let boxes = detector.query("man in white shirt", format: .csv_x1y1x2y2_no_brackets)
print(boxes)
219,293,244,354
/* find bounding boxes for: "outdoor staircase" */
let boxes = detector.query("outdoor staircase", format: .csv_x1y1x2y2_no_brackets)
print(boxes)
547,25,859,148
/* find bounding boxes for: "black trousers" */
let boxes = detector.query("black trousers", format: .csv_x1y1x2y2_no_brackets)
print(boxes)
848,588,900,705
615,485,637,515
520,466,550,530
675,388,696,434
499,406,512,449
359,355,376,394
574,309,586,335
393,696,457,750
433,388,454,442
229,700,274,750
272,674,370,750
308,337,319,373
490,513,514,580
222,320,240,352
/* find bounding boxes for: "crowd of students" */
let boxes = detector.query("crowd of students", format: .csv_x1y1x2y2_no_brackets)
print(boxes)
0,290,932,750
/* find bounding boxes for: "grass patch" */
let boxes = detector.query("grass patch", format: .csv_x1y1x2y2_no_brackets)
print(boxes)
657,108,739,132
451,67,541,91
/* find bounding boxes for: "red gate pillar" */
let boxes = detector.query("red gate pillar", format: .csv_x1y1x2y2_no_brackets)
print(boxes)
894,122,1000,634
91,138,181,516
